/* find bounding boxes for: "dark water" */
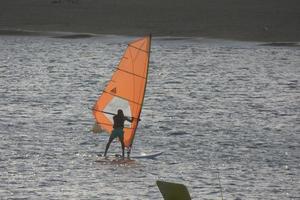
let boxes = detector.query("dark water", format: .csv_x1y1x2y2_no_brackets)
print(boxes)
0,35,299,199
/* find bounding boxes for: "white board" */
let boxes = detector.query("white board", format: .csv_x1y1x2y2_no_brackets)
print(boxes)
131,151,163,159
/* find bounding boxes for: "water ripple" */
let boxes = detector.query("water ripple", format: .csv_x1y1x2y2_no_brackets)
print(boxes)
0,35,299,199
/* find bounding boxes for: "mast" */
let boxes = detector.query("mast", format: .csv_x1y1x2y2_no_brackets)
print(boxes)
127,34,152,157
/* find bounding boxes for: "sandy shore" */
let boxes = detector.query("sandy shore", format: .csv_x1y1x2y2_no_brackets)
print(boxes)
0,0,299,41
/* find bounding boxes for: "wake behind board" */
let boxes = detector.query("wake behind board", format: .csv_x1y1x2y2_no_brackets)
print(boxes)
131,151,163,159
112,151,163,159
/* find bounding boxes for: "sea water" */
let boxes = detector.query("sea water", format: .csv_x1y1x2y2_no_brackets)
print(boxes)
0,35,299,199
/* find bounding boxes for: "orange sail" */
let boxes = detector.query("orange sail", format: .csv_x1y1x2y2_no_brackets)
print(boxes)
93,35,151,149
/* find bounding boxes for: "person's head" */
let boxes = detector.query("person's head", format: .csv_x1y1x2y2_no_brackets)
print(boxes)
117,109,124,117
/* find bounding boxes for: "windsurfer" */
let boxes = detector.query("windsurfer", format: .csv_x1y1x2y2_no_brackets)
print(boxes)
104,109,133,158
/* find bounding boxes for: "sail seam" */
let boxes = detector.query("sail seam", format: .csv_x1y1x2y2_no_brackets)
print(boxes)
128,44,149,53
116,68,146,79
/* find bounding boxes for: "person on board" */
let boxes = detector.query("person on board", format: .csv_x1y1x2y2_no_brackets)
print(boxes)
104,109,133,158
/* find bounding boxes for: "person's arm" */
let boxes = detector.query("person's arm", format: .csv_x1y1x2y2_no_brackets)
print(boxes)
125,117,134,123
125,117,141,123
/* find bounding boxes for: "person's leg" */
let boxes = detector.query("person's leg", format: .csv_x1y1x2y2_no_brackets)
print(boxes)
119,136,125,158
104,135,114,157
127,146,131,158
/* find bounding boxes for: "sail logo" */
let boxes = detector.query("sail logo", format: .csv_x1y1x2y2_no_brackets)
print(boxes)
110,87,117,94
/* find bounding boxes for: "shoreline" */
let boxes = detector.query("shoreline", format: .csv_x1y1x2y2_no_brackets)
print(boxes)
1,29,300,47
1,27,299,43
1,0,299,43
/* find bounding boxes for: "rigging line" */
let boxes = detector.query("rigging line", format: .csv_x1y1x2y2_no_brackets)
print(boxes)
102,90,142,106
115,68,146,79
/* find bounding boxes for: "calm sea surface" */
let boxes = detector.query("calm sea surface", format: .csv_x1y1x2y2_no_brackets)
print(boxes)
0,35,299,200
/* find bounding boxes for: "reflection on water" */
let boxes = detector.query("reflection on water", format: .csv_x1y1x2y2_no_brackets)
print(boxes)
0,35,299,199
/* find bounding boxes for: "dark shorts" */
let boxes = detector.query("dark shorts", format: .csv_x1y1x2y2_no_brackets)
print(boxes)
111,128,124,138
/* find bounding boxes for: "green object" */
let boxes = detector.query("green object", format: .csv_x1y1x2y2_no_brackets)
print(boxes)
156,180,191,200
111,128,124,138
